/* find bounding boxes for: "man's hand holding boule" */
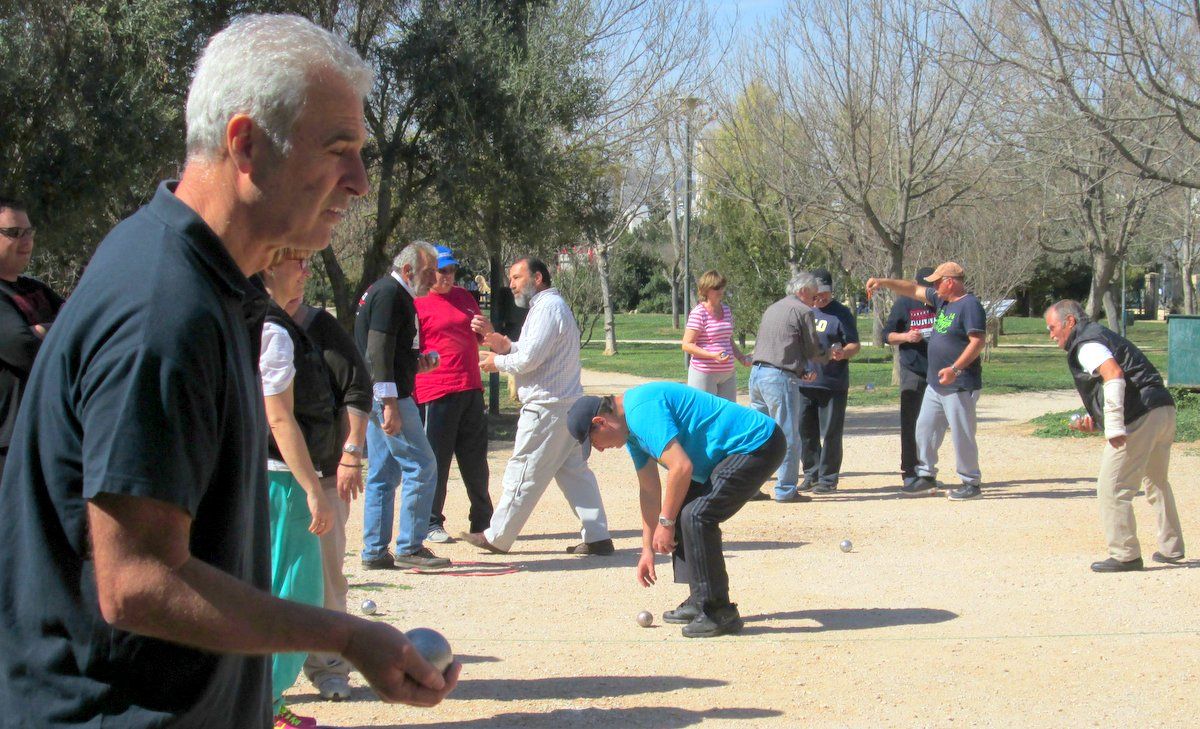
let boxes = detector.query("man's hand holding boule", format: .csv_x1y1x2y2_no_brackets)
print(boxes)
342,619,460,707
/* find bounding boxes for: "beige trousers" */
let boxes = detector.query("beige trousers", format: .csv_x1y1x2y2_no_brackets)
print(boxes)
1096,406,1185,562
303,475,353,684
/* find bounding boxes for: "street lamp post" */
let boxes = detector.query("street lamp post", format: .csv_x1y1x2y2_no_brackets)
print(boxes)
679,96,702,369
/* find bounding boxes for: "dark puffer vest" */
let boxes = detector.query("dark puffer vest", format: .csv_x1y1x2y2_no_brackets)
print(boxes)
1066,320,1173,428
265,304,338,469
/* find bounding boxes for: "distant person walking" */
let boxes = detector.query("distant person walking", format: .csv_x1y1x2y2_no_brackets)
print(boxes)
682,270,751,401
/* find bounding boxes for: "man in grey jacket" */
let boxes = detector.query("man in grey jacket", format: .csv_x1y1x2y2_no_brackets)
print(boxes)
747,272,827,502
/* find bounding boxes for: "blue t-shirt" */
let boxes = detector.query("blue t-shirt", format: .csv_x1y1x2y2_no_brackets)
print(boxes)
801,299,859,392
0,183,273,727
623,382,777,483
925,287,986,391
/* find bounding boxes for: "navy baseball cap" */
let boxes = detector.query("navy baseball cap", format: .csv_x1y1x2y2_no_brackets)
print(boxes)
435,245,459,270
811,267,834,293
915,266,935,287
567,395,604,459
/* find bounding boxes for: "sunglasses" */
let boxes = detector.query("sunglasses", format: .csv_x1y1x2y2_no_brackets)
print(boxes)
0,226,35,240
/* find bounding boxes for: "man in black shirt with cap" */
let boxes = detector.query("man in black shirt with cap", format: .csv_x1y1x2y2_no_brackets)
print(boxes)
884,267,936,487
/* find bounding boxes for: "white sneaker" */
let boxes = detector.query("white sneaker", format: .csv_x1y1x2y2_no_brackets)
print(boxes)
426,526,454,544
315,675,352,701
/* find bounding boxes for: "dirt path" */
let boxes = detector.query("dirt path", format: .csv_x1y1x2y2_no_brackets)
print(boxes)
290,373,1200,728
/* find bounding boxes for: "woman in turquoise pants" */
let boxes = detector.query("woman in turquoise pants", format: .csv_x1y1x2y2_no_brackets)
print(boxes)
260,248,339,729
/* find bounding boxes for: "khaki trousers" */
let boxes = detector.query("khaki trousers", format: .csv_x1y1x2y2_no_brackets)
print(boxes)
1096,406,1185,562
304,475,353,684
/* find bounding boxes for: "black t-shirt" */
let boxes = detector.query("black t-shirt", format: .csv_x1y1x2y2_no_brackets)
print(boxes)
800,299,859,392
0,182,273,727
925,287,986,391
354,274,420,399
301,306,372,474
885,296,936,378
0,276,64,449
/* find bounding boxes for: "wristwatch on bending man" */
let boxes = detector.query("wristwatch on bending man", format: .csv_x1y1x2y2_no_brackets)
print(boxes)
658,515,675,528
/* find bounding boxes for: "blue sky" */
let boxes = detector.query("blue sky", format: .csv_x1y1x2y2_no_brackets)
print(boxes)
707,0,785,32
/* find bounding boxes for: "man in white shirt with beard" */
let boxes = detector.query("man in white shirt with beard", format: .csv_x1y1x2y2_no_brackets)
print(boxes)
461,257,613,556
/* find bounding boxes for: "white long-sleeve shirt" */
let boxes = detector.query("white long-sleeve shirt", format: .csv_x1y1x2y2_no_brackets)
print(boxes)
494,287,583,405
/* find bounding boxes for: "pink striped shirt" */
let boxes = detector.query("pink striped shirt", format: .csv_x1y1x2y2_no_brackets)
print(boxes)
686,303,735,373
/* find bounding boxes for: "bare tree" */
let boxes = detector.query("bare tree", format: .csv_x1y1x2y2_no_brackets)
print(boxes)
767,0,997,345
952,0,1200,190
566,0,718,352
704,80,834,280
955,0,1177,327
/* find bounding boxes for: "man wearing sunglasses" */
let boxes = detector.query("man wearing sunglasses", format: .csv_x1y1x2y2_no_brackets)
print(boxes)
0,196,63,476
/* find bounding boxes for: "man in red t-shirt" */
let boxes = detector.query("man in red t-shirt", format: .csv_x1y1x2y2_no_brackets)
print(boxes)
414,245,493,543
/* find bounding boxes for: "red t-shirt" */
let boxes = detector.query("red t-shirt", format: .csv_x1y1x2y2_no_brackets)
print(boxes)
414,286,483,404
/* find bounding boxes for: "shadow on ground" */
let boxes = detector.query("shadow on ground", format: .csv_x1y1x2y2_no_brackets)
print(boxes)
741,607,957,635
445,674,725,702
342,706,783,729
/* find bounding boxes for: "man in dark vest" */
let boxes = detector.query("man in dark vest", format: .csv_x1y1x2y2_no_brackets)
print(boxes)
0,196,64,476
1045,299,1184,573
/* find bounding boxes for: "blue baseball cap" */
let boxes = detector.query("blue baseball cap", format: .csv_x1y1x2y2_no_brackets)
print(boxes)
435,245,459,270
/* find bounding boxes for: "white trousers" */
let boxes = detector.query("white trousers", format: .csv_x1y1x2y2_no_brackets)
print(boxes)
485,401,611,551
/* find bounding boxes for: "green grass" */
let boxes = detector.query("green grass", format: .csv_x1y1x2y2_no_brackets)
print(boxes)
1030,390,1200,442
577,340,1149,408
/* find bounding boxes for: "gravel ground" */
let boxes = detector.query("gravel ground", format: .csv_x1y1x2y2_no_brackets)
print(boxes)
285,372,1200,728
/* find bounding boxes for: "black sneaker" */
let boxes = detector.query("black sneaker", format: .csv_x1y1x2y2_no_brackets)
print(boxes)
663,600,700,624
361,551,397,570
681,604,744,638
566,538,615,555
812,483,837,494
947,484,982,501
394,547,451,569
900,477,937,496
749,491,771,501
796,479,815,493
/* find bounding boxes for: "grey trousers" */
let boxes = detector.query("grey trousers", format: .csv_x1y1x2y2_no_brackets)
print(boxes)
914,384,981,485
688,368,737,402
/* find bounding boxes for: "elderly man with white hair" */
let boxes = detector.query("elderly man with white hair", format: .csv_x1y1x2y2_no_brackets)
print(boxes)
0,14,457,728
355,241,450,571
746,272,828,502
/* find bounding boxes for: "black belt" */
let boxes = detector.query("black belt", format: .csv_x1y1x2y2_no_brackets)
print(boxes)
753,361,798,376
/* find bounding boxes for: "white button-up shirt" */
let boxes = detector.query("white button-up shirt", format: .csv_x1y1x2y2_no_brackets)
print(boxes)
494,287,583,405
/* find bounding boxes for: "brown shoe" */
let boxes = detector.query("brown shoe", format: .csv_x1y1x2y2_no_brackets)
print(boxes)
566,538,615,556
460,531,509,554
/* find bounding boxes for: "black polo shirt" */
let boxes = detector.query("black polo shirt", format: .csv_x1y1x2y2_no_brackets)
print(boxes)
0,182,273,727
354,273,420,399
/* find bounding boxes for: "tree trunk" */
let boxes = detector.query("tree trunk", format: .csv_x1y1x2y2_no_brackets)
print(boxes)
669,263,681,329
786,213,800,278
597,244,618,355
1183,261,1197,315
1085,250,1119,324
1101,284,1121,331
